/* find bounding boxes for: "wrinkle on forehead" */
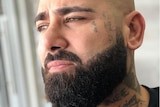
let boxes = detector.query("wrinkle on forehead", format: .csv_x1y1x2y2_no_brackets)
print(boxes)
37,0,88,13
37,0,135,11
36,0,135,18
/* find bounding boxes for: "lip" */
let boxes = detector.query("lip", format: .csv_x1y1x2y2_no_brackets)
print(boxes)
47,60,76,73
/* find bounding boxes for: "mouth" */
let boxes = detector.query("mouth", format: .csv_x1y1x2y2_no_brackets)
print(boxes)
46,60,76,74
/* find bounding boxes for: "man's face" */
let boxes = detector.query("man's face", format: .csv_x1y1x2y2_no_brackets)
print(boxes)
36,0,127,106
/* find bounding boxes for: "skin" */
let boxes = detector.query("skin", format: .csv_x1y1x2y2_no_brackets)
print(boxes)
35,0,149,106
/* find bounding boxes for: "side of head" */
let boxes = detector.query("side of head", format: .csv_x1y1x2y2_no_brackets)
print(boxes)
35,0,145,106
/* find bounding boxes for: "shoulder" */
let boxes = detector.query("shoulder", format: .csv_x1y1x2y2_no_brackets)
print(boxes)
142,85,159,107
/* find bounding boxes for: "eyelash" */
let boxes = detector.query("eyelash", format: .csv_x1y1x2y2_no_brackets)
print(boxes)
37,24,48,32
37,17,86,32
64,17,86,23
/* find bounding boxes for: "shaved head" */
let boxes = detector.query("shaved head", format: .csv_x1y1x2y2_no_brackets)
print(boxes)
105,0,135,15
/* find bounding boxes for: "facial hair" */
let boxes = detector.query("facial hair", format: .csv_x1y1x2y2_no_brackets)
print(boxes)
41,30,127,107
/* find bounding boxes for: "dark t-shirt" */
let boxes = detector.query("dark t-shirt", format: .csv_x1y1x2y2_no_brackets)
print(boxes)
142,85,159,107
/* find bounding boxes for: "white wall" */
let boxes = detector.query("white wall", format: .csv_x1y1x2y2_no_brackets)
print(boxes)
135,0,159,87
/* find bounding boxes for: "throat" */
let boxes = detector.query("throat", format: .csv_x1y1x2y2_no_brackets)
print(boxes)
99,84,130,106
98,84,149,107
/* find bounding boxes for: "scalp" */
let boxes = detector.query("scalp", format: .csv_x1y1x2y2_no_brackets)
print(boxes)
105,0,135,15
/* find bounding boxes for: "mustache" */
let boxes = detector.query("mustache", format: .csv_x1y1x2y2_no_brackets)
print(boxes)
44,50,82,69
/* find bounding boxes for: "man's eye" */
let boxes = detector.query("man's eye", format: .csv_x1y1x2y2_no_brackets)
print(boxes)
64,17,86,23
37,25,48,32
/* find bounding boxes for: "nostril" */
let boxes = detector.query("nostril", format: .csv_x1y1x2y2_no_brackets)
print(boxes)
51,46,61,51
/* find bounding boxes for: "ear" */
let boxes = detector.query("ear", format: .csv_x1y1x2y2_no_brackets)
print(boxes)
125,11,145,50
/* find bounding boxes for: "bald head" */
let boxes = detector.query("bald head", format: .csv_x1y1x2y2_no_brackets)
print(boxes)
106,0,135,15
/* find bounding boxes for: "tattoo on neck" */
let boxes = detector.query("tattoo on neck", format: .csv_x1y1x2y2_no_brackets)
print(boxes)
104,88,129,105
123,56,141,94
120,95,142,107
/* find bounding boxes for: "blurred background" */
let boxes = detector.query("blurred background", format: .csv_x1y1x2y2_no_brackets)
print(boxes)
0,0,159,107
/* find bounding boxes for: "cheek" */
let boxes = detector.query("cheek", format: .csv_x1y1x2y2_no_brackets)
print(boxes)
68,25,113,63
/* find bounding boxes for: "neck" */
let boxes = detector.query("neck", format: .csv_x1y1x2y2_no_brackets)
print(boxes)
98,70,149,107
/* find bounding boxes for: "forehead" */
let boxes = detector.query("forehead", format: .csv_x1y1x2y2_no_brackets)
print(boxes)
37,0,109,13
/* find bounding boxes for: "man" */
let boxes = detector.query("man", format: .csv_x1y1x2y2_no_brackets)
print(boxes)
35,0,159,107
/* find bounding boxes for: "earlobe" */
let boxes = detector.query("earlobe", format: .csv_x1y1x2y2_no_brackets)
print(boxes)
125,11,145,50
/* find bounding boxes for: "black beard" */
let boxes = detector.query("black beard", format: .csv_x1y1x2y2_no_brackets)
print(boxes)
42,30,127,107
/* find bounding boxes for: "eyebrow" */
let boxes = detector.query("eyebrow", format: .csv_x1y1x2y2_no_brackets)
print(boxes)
35,12,47,23
56,6,95,15
35,6,95,23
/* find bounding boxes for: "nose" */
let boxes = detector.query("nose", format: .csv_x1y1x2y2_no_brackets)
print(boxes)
42,25,68,53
